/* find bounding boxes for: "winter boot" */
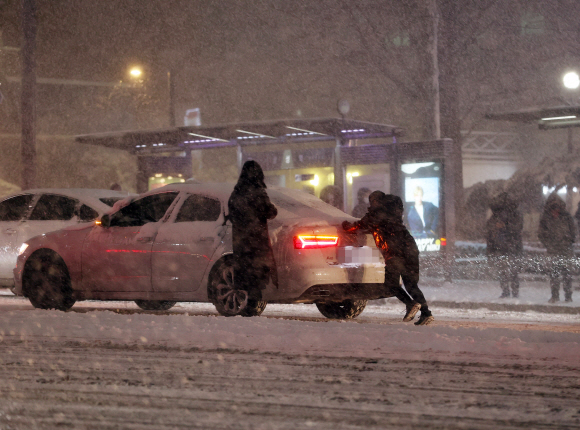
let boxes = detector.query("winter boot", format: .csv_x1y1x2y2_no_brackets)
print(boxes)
414,312,434,326
548,296,559,304
403,302,421,322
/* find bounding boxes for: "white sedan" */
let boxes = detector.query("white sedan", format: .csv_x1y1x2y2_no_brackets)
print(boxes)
0,188,132,289
13,183,389,318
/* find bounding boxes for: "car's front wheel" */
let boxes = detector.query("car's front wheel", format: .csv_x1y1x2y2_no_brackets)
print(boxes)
134,300,176,311
316,299,367,319
23,249,75,311
208,257,267,317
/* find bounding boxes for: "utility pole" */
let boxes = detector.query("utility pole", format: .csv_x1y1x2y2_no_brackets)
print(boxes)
21,0,37,189
430,0,441,140
168,69,176,127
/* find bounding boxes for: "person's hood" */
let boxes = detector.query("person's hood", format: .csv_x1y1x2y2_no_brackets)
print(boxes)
544,193,566,212
490,192,517,213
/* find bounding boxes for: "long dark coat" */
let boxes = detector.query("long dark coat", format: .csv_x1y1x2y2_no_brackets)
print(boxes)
485,192,523,256
538,194,576,257
228,161,278,290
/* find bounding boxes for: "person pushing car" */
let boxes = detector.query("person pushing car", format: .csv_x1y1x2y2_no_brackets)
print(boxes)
342,191,434,325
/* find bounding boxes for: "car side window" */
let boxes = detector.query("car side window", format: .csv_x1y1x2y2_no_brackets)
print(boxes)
175,195,221,222
0,194,34,221
110,192,178,227
29,194,78,221
79,204,99,222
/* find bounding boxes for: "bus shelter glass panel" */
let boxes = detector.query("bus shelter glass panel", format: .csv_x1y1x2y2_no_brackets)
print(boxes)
345,164,390,216
401,161,444,253
264,167,334,198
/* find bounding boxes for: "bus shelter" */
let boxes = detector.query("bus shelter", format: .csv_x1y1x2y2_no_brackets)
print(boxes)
76,118,456,257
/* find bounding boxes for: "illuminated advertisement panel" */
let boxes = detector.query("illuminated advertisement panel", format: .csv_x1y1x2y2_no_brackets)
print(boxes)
401,162,443,252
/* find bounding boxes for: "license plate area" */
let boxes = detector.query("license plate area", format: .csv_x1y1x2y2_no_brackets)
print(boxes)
337,246,382,265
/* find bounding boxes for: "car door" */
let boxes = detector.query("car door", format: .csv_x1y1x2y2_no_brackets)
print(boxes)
81,192,179,293
19,193,80,246
152,193,226,293
0,194,35,280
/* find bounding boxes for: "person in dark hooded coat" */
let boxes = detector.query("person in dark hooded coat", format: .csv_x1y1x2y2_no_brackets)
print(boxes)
342,191,434,325
538,193,575,303
228,161,278,298
485,192,523,298
352,187,371,218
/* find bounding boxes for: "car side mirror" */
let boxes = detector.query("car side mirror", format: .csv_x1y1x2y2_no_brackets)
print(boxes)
100,214,111,228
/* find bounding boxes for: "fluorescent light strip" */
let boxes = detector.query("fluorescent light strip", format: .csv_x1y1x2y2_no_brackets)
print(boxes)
541,116,576,121
236,129,275,139
285,126,326,136
187,132,228,142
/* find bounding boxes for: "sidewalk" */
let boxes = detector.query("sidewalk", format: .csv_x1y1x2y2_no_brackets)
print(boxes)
417,276,580,315
2,276,580,315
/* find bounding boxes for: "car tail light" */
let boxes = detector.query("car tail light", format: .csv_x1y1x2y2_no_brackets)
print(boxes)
440,238,447,246
294,235,339,249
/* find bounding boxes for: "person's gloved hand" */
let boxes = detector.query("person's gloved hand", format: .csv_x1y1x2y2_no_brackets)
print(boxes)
342,220,353,231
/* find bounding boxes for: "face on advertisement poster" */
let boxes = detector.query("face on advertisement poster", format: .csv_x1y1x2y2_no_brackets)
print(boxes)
401,162,442,252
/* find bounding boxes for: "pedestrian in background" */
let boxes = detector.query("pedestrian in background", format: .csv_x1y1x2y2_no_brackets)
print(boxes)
343,191,434,325
485,192,523,299
228,161,278,307
352,187,371,218
538,193,575,303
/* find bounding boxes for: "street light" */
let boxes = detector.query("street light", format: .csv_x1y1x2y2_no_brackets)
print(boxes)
563,71,580,90
129,66,143,79
127,65,175,127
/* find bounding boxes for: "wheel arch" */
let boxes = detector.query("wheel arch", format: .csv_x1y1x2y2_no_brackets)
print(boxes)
22,248,69,298
206,253,234,302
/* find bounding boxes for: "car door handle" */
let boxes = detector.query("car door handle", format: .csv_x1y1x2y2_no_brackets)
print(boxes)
199,237,214,242
4,229,17,235
137,236,153,243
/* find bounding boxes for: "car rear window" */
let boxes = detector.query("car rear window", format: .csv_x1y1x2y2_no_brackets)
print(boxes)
99,197,125,207
268,189,348,218
176,195,221,222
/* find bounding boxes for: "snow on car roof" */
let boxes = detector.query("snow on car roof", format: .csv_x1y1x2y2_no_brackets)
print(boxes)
139,182,356,222
3,188,135,214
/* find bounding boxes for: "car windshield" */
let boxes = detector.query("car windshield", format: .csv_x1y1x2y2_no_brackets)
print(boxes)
99,197,125,207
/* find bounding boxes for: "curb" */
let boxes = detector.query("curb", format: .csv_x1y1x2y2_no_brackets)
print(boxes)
431,300,580,315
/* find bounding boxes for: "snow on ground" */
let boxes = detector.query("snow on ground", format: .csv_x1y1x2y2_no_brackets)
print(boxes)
1,280,580,429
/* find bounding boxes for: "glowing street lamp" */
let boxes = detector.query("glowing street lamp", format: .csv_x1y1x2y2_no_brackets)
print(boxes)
563,71,579,90
129,66,143,79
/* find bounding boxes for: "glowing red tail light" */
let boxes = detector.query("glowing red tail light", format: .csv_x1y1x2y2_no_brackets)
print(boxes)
440,238,447,246
294,235,339,249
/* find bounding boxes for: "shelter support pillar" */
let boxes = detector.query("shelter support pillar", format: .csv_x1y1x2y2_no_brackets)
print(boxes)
334,138,346,211
443,139,456,282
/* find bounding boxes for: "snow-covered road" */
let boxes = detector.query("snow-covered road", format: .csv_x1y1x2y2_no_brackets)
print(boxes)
0,298,579,429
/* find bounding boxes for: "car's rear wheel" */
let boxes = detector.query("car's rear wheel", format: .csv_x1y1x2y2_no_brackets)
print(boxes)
316,299,367,319
23,250,75,311
134,300,176,311
208,257,267,317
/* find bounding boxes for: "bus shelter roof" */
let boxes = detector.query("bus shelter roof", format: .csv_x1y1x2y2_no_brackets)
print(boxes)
75,118,404,154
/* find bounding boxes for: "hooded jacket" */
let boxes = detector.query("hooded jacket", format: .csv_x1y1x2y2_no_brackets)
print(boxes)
228,161,278,288
343,193,419,278
538,193,576,256
485,192,523,256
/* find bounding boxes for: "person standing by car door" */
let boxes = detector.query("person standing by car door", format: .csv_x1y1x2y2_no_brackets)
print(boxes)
342,191,434,325
228,161,278,301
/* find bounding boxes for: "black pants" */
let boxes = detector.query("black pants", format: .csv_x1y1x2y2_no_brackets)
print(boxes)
383,257,430,314
489,255,519,297
547,256,572,300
